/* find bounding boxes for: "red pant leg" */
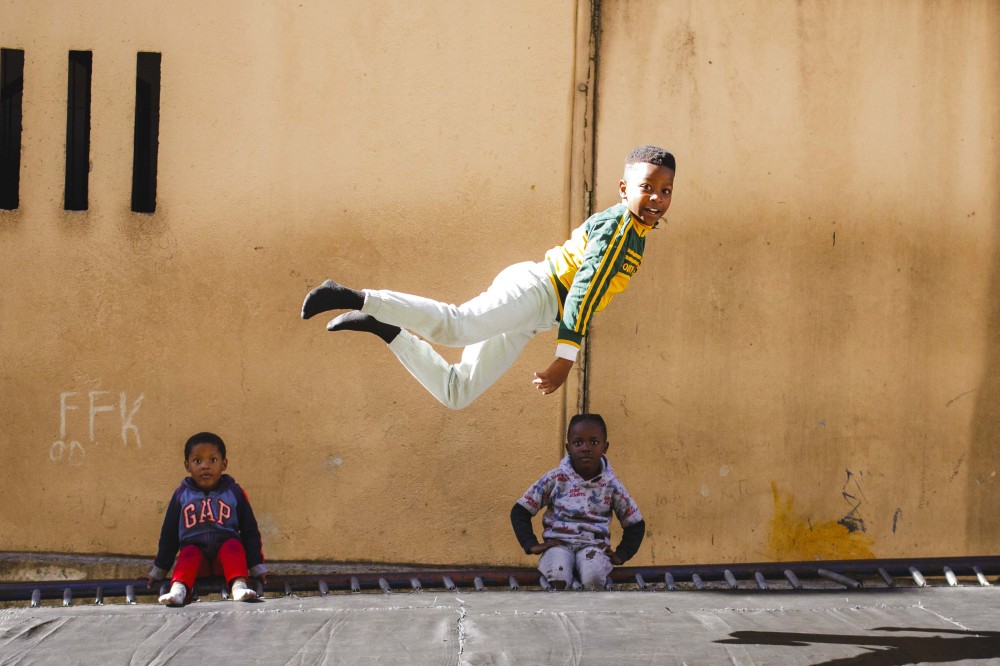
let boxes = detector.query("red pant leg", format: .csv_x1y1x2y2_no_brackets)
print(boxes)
171,545,207,595
213,538,249,586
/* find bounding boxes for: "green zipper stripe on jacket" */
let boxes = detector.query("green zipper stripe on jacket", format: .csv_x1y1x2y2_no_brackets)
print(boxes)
576,214,630,335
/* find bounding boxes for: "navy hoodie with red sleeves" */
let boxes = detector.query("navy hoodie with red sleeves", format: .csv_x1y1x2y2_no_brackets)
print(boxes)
149,474,267,578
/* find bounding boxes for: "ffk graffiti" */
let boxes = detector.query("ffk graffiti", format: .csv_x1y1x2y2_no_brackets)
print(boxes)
51,390,144,465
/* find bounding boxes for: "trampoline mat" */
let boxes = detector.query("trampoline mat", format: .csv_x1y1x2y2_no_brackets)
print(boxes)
1,587,999,664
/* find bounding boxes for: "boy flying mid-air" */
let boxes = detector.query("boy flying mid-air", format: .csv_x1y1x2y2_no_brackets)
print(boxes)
302,145,675,409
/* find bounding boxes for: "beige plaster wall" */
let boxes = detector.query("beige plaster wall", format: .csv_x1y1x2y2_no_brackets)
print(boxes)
590,0,1000,564
0,0,583,565
0,0,997,569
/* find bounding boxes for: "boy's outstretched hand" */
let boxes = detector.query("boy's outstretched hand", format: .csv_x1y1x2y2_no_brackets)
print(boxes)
533,358,573,394
603,544,625,566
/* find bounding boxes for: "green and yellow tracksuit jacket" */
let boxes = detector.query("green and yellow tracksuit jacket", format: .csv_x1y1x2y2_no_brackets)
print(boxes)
544,203,654,361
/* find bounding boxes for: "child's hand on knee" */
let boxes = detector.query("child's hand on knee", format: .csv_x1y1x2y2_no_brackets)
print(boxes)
528,539,563,555
603,544,624,565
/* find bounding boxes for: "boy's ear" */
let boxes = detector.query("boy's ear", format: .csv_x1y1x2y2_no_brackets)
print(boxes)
221,459,229,472
618,179,628,200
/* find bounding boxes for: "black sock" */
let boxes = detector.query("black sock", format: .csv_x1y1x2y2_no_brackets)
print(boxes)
301,280,364,320
327,312,400,344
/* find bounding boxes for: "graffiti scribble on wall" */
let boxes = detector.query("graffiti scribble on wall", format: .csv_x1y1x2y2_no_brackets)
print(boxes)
838,469,867,533
768,481,875,560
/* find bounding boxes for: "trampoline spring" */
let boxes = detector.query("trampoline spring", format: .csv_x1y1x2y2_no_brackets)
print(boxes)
221,584,230,601
604,578,613,591
254,580,264,598
378,577,392,594
410,578,422,592
7,556,995,602
572,580,584,591
817,568,861,589
943,567,959,587
878,568,895,588
783,569,803,590
62,588,72,607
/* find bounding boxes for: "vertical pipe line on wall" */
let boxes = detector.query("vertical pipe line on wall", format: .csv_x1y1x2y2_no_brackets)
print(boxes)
564,0,588,442
579,0,601,415
568,0,602,419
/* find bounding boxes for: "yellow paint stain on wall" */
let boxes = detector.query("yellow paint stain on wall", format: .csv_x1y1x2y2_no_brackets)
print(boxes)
768,481,875,561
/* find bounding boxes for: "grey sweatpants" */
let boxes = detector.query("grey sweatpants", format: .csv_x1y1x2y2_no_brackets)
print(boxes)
538,544,613,591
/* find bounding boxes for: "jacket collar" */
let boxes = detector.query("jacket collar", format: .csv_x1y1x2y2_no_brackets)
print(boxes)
182,474,234,494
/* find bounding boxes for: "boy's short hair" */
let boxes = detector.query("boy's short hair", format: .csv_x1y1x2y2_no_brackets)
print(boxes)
567,413,608,440
184,431,227,459
625,145,675,171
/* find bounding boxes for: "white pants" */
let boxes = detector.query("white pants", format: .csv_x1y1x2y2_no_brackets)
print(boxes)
539,544,613,591
361,262,559,409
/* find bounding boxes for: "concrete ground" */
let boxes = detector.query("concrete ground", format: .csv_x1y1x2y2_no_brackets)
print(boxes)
2,585,999,664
